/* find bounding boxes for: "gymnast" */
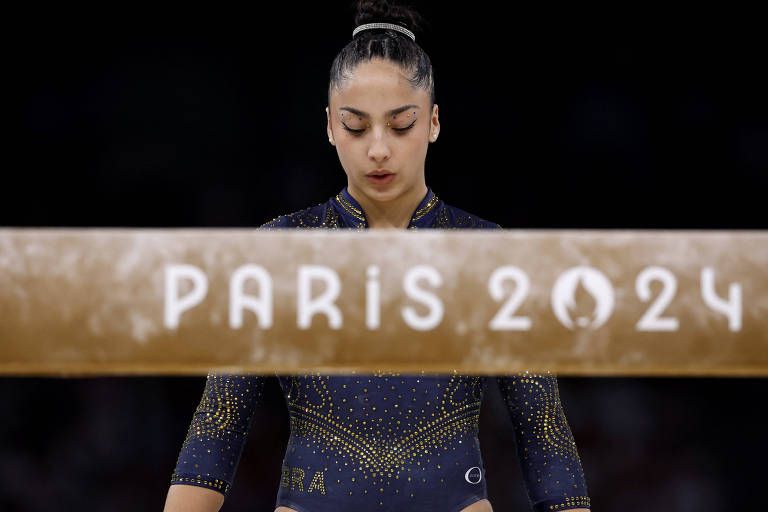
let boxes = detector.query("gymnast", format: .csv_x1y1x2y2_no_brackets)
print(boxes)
163,1,591,510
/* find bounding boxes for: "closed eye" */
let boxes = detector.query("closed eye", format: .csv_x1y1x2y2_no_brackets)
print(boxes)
394,121,416,132
342,120,416,135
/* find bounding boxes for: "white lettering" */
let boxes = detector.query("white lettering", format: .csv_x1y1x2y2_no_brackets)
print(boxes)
488,266,532,330
635,266,679,331
297,265,342,329
402,265,443,331
701,267,741,331
164,264,208,329
366,264,381,330
229,264,273,329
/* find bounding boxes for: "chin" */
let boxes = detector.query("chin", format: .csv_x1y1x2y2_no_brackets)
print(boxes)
364,184,402,201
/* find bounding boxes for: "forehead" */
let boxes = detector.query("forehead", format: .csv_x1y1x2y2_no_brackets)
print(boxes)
331,58,428,109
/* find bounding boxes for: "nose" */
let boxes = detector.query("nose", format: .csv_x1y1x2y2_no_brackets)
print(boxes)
367,127,391,162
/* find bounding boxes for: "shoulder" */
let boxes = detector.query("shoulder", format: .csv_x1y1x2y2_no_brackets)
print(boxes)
259,198,341,229
434,201,503,230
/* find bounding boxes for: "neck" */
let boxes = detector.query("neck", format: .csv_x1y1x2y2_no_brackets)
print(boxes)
348,181,429,229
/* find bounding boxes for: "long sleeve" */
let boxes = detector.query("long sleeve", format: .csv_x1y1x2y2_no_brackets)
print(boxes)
496,371,591,512
170,371,265,496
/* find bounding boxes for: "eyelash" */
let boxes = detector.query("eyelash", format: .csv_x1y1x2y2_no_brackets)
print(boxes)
343,120,416,135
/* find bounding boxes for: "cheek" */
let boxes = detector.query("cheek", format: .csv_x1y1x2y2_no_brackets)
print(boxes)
406,135,429,155
334,147,361,176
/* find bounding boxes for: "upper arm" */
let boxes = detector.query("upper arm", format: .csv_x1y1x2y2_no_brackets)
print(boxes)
170,372,265,497
163,483,225,512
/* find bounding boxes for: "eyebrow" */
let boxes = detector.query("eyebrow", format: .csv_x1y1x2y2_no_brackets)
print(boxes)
339,104,420,118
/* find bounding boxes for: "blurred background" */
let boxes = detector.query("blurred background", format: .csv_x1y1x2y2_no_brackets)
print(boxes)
9,2,767,510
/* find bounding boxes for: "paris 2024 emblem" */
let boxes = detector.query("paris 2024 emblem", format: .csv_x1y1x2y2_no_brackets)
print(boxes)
551,266,615,329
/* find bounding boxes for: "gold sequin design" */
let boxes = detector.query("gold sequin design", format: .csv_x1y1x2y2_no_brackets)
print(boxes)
334,192,366,222
407,203,502,230
169,474,230,494
260,189,501,232
410,192,439,222
333,190,440,228
253,196,588,506
498,371,578,458
549,496,592,510
283,373,483,487
323,203,342,228
260,201,343,229
497,371,590,508
170,372,264,495
261,190,458,231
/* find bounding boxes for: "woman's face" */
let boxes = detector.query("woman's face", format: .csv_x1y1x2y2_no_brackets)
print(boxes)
326,58,439,204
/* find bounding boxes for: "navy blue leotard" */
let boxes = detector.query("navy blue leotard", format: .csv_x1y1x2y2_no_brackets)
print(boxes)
170,186,591,512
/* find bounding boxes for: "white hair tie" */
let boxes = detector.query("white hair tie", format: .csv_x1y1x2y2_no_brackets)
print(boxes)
352,22,415,42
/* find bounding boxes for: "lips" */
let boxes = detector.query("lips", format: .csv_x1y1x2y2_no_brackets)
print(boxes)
366,171,396,185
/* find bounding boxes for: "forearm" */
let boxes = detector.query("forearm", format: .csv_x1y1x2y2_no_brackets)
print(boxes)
163,484,225,512
496,372,591,512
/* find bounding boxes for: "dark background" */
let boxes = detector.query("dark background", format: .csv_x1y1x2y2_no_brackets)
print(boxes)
8,2,767,511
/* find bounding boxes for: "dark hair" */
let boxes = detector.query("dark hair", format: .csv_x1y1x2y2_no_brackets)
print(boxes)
328,0,435,108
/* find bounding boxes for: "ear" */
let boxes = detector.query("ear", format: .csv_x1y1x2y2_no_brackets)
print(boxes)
430,103,440,142
326,106,335,145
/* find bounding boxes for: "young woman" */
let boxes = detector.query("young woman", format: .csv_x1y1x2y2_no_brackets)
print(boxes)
163,2,591,511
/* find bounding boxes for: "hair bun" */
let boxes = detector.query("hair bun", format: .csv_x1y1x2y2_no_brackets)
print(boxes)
330,0,435,109
354,0,424,34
